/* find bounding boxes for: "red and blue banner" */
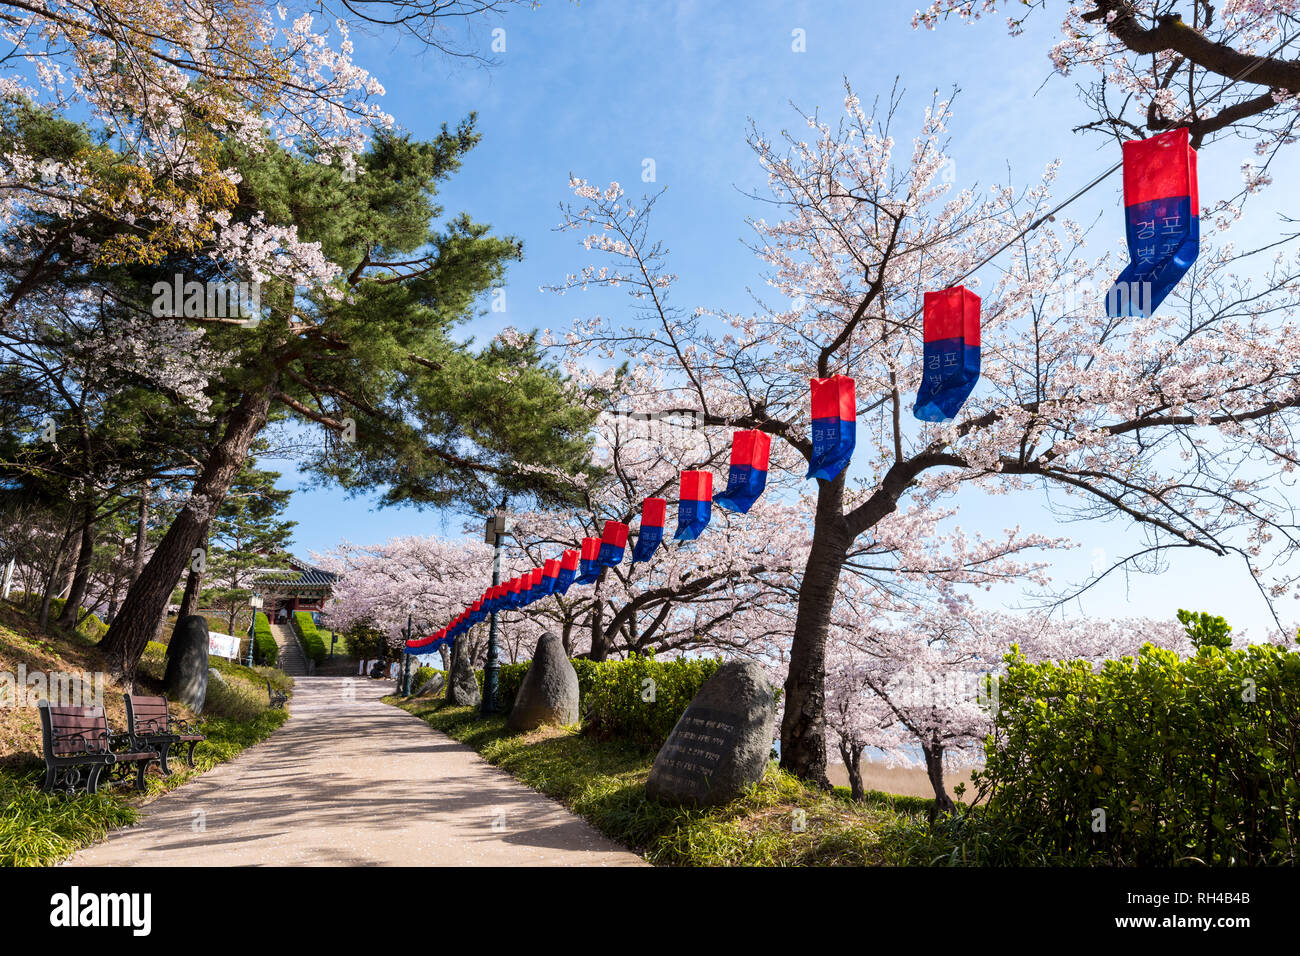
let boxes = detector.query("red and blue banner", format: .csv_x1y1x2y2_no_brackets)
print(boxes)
541,558,561,595
556,548,579,593
407,626,451,654
632,497,666,563
914,286,981,422
1106,127,1199,318
598,520,629,567
522,568,543,604
807,376,856,481
675,470,713,541
714,430,770,513
575,536,603,584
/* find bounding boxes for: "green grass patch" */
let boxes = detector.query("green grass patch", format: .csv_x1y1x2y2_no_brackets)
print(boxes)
0,705,286,867
394,696,945,866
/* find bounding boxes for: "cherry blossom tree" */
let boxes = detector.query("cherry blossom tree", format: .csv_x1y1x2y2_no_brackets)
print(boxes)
825,594,1191,810
553,78,1300,788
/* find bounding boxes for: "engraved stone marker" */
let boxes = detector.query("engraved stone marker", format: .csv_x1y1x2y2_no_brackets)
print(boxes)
646,659,776,806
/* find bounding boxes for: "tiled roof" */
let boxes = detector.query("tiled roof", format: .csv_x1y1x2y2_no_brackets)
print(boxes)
252,556,337,589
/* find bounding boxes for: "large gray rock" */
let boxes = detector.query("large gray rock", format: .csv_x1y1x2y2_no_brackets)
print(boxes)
446,637,480,707
507,633,579,731
413,671,445,697
646,659,776,807
164,615,210,714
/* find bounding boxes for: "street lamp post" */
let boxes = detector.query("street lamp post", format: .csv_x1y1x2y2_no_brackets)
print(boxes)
482,515,508,714
245,592,263,667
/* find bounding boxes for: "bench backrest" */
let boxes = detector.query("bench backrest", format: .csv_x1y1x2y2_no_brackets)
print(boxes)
125,694,170,735
38,701,109,756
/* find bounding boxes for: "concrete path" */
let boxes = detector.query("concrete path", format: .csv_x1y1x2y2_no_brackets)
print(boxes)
67,676,646,867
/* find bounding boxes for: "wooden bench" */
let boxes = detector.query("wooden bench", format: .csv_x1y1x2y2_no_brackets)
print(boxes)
37,701,157,794
266,679,288,709
124,694,206,776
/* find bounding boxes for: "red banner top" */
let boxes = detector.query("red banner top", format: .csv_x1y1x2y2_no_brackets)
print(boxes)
922,286,981,347
680,470,713,502
810,375,856,421
641,496,667,527
601,520,629,548
730,429,771,470
1123,127,1198,208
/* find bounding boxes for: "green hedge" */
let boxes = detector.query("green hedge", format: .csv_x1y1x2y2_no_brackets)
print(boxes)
580,654,722,751
291,611,327,666
978,642,1300,865
252,612,277,667
478,652,722,751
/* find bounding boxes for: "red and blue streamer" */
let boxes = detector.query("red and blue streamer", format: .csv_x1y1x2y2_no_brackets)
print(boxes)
555,548,579,593
807,376,856,481
714,430,770,513
598,520,629,567
675,470,713,541
632,497,666,563
575,536,602,584
914,286,981,422
1107,127,1199,318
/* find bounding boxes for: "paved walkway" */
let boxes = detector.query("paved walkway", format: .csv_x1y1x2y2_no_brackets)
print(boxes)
68,676,645,866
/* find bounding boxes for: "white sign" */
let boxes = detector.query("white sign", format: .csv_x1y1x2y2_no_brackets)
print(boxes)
208,631,242,660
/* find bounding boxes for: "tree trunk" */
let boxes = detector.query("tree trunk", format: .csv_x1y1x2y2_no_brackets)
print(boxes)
177,519,211,621
100,386,274,674
38,520,75,631
130,483,149,585
840,740,865,801
922,737,956,816
779,473,850,789
588,588,608,662
56,503,97,627
58,526,82,599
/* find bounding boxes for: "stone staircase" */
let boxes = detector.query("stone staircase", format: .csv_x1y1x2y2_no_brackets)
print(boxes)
270,622,308,677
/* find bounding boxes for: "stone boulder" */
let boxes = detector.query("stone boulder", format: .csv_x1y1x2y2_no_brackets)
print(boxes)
646,659,776,807
413,671,445,698
164,615,210,714
507,633,579,731
446,637,480,707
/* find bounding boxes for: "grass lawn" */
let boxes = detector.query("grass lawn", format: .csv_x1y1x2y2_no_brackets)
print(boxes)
0,600,292,866
395,695,957,866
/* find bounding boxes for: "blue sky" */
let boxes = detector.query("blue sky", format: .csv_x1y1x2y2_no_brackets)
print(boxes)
266,0,1292,640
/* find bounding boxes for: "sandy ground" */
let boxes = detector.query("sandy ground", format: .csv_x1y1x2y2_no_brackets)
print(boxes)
826,760,974,801
66,676,645,867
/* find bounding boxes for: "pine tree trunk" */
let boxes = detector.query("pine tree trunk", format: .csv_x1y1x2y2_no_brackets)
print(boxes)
779,473,850,789
130,483,149,585
58,526,82,599
38,521,75,631
56,504,97,627
100,387,274,673
177,519,211,620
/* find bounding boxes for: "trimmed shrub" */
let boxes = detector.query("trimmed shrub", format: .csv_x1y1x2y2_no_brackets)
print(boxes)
252,612,277,667
291,611,327,666
580,653,722,751
978,642,1300,865
472,654,719,750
